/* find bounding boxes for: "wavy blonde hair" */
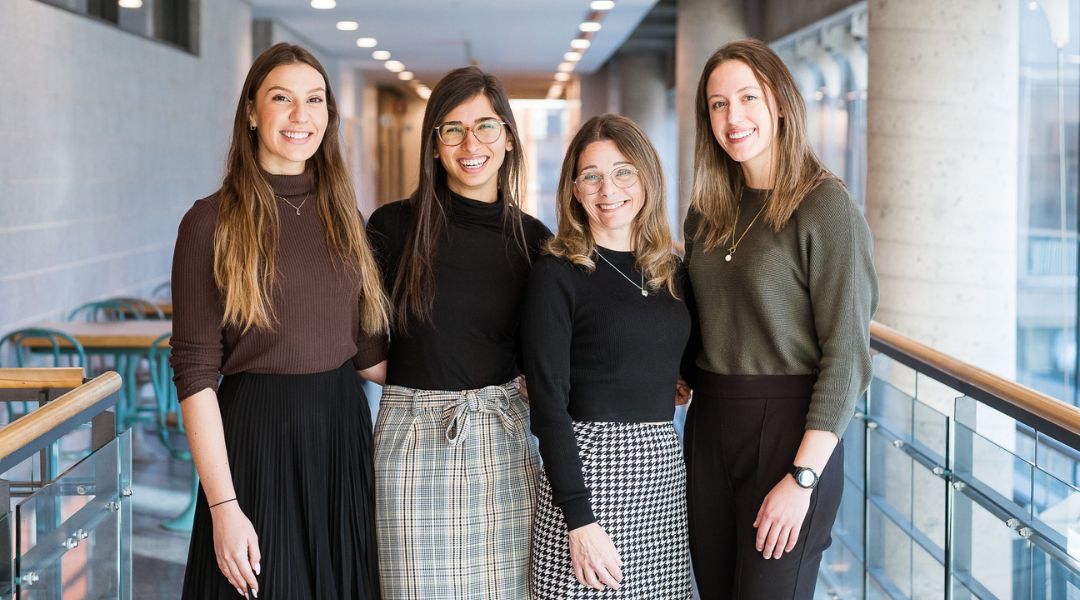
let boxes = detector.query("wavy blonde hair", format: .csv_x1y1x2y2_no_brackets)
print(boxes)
690,38,836,251
547,114,679,297
213,43,390,334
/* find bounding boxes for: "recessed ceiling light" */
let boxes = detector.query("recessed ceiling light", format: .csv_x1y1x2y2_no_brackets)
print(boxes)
310,0,335,9
417,87,432,100
336,21,358,31
118,0,143,7
356,37,378,48
590,1,615,10
564,52,581,62
372,50,391,60
546,84,564,100
385,60,405,72
398,71,415,81
557,62,575,72
554,72,571,82
579,22,602,33
571,39,591,50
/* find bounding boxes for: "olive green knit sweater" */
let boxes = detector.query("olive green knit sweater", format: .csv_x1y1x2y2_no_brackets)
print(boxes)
683,178,878,437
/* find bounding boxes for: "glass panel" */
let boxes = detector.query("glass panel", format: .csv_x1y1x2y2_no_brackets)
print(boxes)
15,432,128,598
911,535,945,598
867,501,912,597
868,378,914,442
912,394,949,463
820,541,864,599
868,424,912,528
954,490,1027,599
1030,544,1080,599
954,421,1034,519
1032,467,1080,559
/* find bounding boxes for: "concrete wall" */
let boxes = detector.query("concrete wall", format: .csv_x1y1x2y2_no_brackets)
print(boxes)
0,0,252,334
759,0,862,41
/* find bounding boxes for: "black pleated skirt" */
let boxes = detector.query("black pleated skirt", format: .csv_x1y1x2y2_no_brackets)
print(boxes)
181,363,379,599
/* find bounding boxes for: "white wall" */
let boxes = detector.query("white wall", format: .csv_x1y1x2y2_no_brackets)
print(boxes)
0,0,253,334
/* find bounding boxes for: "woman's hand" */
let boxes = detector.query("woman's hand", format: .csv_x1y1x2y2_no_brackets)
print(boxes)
515,375,529,403
753,475,812,560
675,376,692,406
568,522,623,590
211,502,261,598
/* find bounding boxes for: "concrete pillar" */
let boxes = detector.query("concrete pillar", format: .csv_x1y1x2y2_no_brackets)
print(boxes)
674,0,746,233
618,49,679,238
618,50,667,139
866,4,1019,596
866,0,1018,379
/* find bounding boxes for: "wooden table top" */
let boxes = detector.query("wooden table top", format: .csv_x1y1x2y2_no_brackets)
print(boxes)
0,368,84,389
23,321,172,349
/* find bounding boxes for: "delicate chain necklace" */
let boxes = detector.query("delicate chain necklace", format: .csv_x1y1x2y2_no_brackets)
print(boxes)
277,195,307,216
725,202,768,262
595,248,648,297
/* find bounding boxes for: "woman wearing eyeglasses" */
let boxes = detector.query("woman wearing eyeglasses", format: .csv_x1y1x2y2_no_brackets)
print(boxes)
365,67,551,598
522,114,691,599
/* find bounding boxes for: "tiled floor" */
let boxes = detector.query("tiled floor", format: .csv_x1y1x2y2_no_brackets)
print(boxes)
130,427,193,599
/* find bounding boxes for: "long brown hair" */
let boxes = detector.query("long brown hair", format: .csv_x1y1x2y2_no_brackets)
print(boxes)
547,114,679,297
213,43,389,334
392,66,528,329
690,38,835,251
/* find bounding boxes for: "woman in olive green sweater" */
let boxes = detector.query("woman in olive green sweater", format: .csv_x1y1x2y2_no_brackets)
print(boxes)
682,39,878,599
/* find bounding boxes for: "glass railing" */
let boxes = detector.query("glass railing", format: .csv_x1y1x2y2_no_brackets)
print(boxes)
818,323,1080,599
0,370,131,599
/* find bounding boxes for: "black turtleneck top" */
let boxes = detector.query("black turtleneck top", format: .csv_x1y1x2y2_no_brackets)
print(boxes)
521,249,691,529
366,192,552,391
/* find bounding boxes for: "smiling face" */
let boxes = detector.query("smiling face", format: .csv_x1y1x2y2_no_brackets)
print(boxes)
706,59,781,188
248,62,329,175
436,94,511,203
573,139,644,250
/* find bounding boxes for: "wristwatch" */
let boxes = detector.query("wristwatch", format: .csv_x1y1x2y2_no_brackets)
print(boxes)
790,465,820,489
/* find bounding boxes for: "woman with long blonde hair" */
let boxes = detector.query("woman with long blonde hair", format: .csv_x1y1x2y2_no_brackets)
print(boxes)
682,38,877,598
523,114,691,598
170,43,388,599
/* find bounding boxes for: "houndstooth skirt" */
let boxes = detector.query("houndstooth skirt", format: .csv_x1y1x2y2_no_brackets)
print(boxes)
375,382,540,599
531,421,691,599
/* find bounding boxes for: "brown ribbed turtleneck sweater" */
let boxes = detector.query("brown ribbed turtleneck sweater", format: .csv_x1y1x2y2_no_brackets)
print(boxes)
169,170,388,400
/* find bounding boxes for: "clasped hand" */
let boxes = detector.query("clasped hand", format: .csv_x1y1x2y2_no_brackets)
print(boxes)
568,522,623,591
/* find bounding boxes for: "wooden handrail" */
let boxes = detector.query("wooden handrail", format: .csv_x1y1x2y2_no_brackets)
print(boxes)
870,321,1080,440
0,368,84,390
0,371,121,462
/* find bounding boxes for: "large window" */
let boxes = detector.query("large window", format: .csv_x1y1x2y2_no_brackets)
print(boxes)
36,0,197,53
1017,0,1080,405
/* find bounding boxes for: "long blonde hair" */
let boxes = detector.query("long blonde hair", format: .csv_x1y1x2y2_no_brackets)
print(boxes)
213,43,389,334
689,38,836,251
547,114,679,297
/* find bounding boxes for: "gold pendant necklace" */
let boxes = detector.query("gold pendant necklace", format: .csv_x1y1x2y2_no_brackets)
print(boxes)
725,202,767,262
277,195,307,216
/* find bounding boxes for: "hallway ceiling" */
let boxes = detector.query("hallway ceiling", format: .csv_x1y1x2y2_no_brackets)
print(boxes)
249,0,658,95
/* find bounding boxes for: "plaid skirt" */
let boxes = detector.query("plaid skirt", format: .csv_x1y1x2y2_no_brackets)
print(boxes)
375,382,540,599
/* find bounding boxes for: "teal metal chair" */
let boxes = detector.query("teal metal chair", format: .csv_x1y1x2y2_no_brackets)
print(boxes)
151,281,171,300
68,298,150,430
67,298,143,323
0,328,88,477
108,296,165,320
148,332,197,531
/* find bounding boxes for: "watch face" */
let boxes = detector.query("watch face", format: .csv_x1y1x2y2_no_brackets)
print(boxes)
796,469,816,487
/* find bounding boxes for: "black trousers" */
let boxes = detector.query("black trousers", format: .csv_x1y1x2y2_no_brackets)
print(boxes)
685,373,843,600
